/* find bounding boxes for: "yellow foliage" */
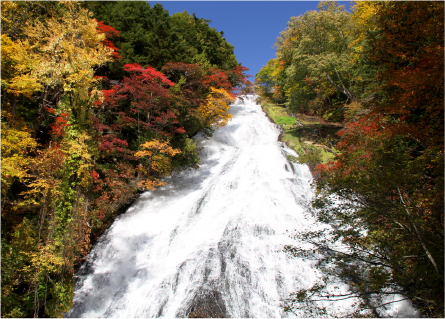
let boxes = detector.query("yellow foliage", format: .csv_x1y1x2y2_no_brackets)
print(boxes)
19,130,95,209
63,132,94,188
4,2,113,98
1,34,31,94
344,101,369,120
269,58,284,78
349,1,379,59
149,154,171,174
137,178,168,191
1,114,38,197
18,146,65,209
135,139,181,158
135,139,181,190
0,1,17,24
24,245,65,278
198,87,234,129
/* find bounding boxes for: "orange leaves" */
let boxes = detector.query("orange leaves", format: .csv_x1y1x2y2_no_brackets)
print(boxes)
197,87,234,129
135,139,181,191
136,179,168,191
135,139,181,159
51,113,70,137
367,1,444,132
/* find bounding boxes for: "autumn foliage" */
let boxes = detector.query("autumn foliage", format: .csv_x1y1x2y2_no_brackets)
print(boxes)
198,87,234,129
1,1,250,317
96,20,121,60
269,2,444,317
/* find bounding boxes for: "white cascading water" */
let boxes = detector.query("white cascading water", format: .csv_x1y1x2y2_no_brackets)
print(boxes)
66,95,413,318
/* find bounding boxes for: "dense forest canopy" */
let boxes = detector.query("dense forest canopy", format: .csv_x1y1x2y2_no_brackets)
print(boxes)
1,0,443,317
256,1,444,317
1,1,250,317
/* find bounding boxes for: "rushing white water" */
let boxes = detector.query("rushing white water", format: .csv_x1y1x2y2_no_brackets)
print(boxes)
67,95,320,318
66,95,414,318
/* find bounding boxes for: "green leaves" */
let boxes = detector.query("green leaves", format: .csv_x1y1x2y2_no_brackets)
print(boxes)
258,1,358,118
1,1,245,317
269,1,444,317
83,1,238,78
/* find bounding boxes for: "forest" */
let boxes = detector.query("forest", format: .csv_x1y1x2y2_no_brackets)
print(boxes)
1,0,443,318
255,1,444,317
1,1,251,317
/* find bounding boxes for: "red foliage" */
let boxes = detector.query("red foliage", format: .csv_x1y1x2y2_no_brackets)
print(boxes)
95,20,121,60
90,162,136,222
91,169,100,180
203,68,232,92
175,127,186,134
46,107,55,114
95,132,133,159
367,2,444,147
231,65,252,86
161,62,208,116
227,65,252,96
102,88,118,99
315,160,344,174
94,63,185,162
161,62,203,84
51,113,70,137
123,63,174,86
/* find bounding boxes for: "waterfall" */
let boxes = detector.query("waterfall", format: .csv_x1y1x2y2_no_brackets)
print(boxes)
66,96,412,318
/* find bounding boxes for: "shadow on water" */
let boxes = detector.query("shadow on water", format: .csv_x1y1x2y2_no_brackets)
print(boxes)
185,289,227,318
176,223,253,318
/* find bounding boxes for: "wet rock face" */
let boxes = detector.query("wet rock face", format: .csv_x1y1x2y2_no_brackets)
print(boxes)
186,289,227,318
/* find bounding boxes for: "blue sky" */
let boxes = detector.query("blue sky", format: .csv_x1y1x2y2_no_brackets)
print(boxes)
155,1,324,81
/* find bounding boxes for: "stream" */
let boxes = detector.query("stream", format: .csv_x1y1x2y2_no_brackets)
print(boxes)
66,95,413,318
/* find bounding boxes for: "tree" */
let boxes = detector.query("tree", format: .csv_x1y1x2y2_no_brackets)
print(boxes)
83,1,239,79
1,2,115,317
198,87,234,130
83,2,189,76
287,2,444,317
255,58,286,103
171,11,238,70
271,1,357,119
96,63,183,144
134,139,181,190
0,112,38,221
161,62,207,137
2,1,114,138
95,20,122,61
